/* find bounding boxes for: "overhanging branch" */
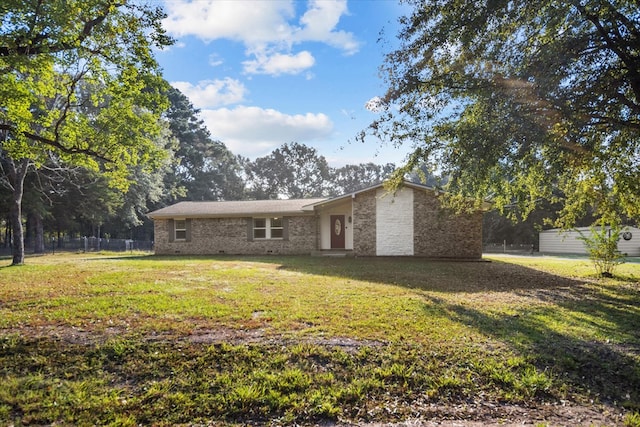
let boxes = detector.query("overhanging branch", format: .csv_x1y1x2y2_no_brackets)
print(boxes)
0,123,112,163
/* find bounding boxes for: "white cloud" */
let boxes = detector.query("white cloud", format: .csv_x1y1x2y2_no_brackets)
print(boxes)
163,1,295,45
208,53,224,67
162,0,359,76
171,79,247,109
243,50,315,76
199,106,333,157
295,0,359,55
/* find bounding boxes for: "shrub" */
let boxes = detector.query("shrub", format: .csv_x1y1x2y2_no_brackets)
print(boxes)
578,225,625,277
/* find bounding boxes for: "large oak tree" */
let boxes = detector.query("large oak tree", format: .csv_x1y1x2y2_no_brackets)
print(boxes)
366,0,640,228
0,0,172,264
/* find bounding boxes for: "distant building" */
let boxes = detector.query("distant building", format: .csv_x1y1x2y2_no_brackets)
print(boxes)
539,226,640,256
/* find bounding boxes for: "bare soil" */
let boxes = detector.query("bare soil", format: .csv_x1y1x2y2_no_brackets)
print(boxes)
353,402,626,426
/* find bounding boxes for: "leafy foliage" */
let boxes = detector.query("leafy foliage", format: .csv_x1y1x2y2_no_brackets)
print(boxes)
243,142,332,199
331,162,396,195
165,87,244,202
0,0,171,183
243,142,397,199
578,225,626,277
0,0,173,263
625,411,640,427
365,0,640,227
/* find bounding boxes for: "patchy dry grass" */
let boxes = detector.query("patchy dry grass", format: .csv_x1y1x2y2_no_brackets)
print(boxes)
0,252,639,425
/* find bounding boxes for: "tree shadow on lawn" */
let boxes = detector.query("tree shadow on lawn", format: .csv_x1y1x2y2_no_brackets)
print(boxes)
57,254,640,411
423,289,640,410
276,256,582,293
277,257,640,408
83,254,576,293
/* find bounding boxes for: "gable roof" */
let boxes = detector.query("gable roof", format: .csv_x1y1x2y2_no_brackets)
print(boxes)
148,181,492,220
307,180,441,209
147,198,327,219
307,180,492,210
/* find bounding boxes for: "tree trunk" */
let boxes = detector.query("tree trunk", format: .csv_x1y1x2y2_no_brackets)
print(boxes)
6,158,30,265
3,218,10,248
9,196,24,265
26,212,33,250
32,212,45,254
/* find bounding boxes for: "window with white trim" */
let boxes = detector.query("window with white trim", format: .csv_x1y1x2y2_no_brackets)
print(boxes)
253,217,283,239
174,219,187,241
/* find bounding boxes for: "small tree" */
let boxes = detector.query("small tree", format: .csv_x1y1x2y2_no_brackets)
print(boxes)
578,225,625,278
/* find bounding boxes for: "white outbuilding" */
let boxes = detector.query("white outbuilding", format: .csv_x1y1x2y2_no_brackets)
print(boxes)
539,226,640,257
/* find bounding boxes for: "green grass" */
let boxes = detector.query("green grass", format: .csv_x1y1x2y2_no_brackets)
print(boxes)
1,252,639,425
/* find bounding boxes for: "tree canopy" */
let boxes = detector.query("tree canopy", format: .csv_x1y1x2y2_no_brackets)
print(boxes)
165,87,244,202
366,0,640,228
0,0,173,264
243,142,332,199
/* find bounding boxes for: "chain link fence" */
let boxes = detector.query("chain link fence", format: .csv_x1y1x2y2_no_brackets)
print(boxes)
0,237,153,256
483,242,536,255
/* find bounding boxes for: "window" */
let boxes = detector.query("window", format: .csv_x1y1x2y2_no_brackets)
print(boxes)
253,218,267,239
253,217,284,239
270,217,283,238
174,219,187,241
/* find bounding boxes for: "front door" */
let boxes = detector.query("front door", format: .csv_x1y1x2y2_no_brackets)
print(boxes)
330,215,345,249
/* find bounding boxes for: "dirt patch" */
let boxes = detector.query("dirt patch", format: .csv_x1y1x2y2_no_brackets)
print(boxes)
342,401,627,426
360,405,624,427
0,324,385,350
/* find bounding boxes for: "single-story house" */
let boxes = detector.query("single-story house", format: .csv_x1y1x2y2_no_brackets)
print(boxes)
147,181,487,259
539,226,640,257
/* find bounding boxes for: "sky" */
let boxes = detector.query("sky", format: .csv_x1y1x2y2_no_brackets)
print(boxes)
155,0,411,167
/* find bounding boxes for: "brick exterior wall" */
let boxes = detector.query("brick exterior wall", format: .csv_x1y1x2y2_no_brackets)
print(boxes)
153,216,318,255
413,190,483,259
152,186,483,259
349,187,483,259
352,189,377,256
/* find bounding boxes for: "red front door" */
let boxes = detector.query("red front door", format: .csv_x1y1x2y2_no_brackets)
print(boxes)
330,215,345,249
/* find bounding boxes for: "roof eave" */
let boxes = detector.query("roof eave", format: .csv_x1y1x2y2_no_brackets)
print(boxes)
148,210,318,219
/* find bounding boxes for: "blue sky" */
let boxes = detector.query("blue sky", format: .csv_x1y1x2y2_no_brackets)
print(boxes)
155,0,411,167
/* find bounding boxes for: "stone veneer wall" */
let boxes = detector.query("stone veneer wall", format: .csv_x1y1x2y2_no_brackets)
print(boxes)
412,190,483,259
153,216,318,255
352,189,377,256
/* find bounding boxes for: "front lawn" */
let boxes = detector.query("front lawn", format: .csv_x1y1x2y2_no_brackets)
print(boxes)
1,253,638,425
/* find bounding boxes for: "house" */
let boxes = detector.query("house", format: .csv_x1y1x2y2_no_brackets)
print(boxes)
147,181,486,259
539,226,640,257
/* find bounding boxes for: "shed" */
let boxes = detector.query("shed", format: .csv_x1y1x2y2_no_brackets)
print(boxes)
539,226,640,257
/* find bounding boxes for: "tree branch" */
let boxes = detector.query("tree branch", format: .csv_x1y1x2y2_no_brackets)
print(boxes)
0,123,112,163
573,1,640,107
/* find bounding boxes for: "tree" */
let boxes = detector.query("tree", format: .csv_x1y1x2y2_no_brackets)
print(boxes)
330,162,396,195
365,0,640,227
244,142,331,199
165,87,244,202
0,0,172,265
